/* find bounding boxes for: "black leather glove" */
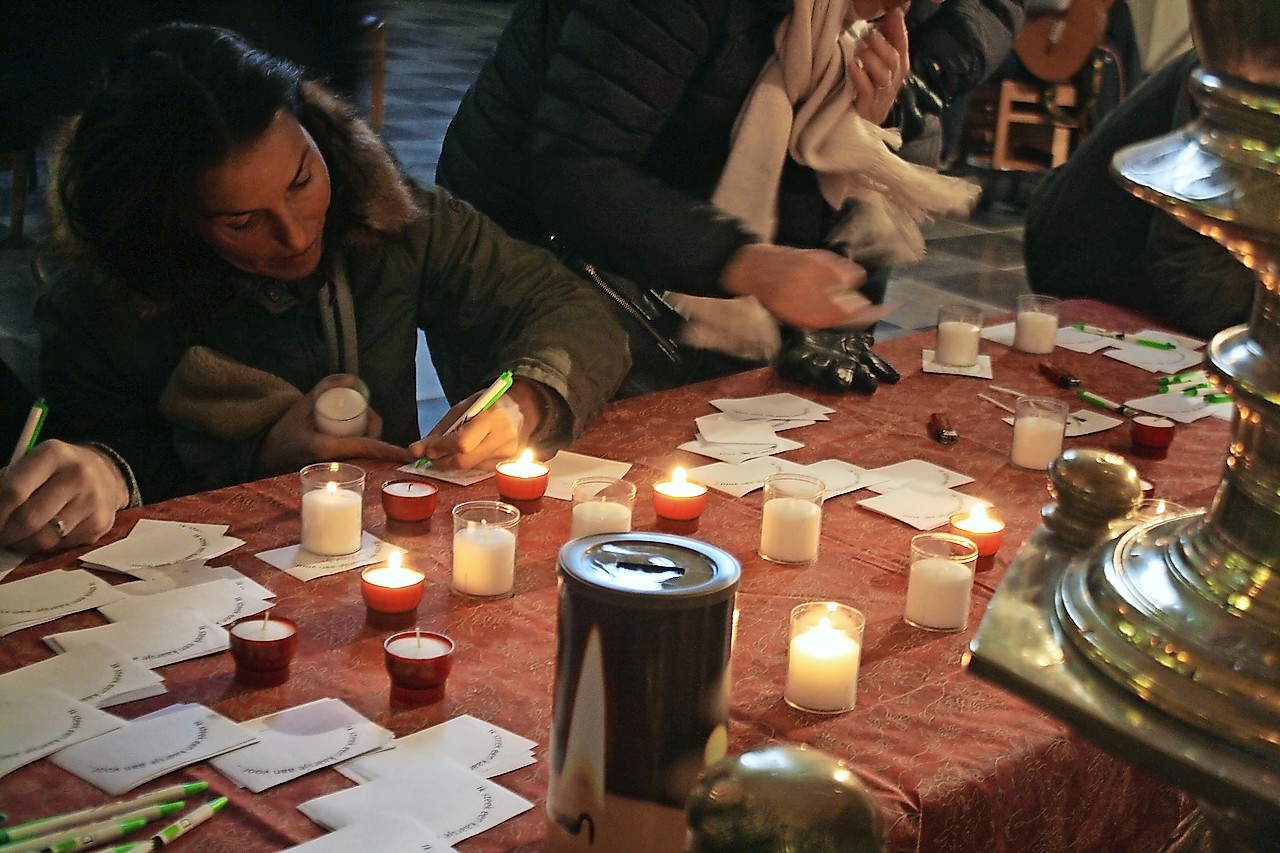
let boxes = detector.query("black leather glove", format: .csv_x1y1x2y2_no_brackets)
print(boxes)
776,330,901,395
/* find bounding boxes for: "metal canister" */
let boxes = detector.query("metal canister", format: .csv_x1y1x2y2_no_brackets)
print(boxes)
547,533,740,853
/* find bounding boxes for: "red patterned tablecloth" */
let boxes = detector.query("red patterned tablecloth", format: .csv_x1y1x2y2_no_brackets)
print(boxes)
0,301,1223,852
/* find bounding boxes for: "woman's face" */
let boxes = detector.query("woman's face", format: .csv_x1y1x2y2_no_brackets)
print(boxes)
194,109,331,281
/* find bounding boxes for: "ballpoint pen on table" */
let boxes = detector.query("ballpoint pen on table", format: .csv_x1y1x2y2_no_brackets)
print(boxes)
104,797,228,853
4,803,184,853
1070,324,1176,350
0,783,208,845
1077,390,1142,419
416,370,514,467
7,398,48,466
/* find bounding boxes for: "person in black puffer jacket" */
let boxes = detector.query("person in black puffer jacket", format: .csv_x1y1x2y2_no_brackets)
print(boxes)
439,0,994,397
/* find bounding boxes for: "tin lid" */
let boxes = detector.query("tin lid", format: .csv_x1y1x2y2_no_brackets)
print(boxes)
558,533,740,609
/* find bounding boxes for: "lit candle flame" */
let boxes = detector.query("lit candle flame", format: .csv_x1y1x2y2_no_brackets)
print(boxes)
389,550,402,571
958,503,1003,533
325,481,337,495
519,448,533,464
673,467,687,484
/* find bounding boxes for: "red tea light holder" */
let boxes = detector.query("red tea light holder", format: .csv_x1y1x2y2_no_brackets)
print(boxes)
381,479,438,522
495,449,550,502
947,504,1005,560
652,467,709,521
384,629,455,704
1130,415,1177,460
360,551,425,621
228,613,299,687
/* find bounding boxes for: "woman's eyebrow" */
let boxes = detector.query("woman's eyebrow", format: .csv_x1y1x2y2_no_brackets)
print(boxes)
204,149,310,218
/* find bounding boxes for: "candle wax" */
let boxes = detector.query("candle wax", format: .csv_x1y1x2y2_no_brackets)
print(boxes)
785,622,860,712
453,524,517,597
300,485,363,555
314,387,369,437
385,636,452,660
383,481,432,497
1014,311,1058,354
571,501,633,538
904,557,973,631
1010,414,1065,469
230,619,295,641
935,320,981,366
759,497,822,563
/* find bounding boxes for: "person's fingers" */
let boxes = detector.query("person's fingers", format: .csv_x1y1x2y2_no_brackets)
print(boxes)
860,34,896,90
879,7,909,59
315,435,416,464
365,408,385,441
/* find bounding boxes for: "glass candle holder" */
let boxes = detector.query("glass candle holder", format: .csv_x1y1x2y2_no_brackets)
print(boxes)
495,449,550,501
1010,396,1068,470
784,602,865,714
652,467,708,521
384,630,455,704
935,303,983,367
228,614,298,687
759,473,825,564
905,533,978,632
380,479,438,522
452,500,520,599
313,376,370,437
570,476,637,539
1013,294,1061,355
299,462,365,556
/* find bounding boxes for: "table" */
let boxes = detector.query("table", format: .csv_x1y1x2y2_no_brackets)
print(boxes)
0,301,1226,852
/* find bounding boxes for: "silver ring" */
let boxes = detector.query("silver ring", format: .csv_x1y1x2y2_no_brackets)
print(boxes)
49,516,69,538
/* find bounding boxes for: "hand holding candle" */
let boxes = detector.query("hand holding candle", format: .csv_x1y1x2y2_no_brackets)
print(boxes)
652,467,708,521
495,449,549,501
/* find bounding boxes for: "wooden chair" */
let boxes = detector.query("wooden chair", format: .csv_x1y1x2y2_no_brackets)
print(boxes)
360,15,386,131
965,78,1084,172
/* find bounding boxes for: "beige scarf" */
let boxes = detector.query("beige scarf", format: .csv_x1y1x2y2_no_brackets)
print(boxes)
668,0,980,360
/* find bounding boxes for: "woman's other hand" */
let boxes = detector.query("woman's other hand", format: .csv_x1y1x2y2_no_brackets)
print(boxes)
848,7,910,126
720,243,869,330
0,441,129,552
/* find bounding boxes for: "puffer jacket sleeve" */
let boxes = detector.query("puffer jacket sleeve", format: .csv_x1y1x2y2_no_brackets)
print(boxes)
909,0,1025,106
528,0,758,296
407,187,630,444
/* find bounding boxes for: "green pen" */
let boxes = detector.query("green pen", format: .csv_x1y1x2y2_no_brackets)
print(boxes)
1078,389,1141,419
43,817,149,853
1134,338,1177,350
0,783,207,846
7,398,48,467
1179,384,1211,396
1159,370,1203,385
1205,393,1232,404
415,370,515,467
109,795,228,852
4,803,183,853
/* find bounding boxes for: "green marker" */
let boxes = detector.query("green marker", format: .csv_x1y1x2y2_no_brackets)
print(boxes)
0,782,206,845
1205,393,1232,404
415,369,515,467
1159,370,1203,385
45,817,149,853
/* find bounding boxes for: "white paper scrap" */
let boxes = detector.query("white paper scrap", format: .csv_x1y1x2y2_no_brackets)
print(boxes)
280,814,457,852
0,642,165,708
543,451,632,501
339,714,536,783
686,457,807,498
0,688,124,778
711,393,834,421
99,578,271,627
921,350,994,379
80,519,243,576
120,562,275,601
256,533,392,582
858,484,988,531
0,568,125,635
45,608,229,668
864,459,975,493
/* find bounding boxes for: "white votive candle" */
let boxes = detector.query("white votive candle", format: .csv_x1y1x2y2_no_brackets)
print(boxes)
571,501,632,538
1010,414,1066,469
935,321,981,366
760,497,822,563
230,618,295,641
904,557,973,631
300,482,363,555
385,635,452,659
314,386,369,437
1014,310,1058,354
785,619,861,713
453,522,517,597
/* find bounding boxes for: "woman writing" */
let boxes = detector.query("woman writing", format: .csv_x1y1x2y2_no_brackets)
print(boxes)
0,22,628,552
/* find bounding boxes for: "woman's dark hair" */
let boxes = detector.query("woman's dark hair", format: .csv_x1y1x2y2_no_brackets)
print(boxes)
55,23,311,300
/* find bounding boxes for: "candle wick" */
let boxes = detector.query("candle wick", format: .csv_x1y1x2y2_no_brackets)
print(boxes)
415,627,421,648
261,608,271,632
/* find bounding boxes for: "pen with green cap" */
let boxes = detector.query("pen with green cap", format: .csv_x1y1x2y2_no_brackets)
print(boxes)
0,782,208,846
3,803,184,853
103,796,228,852
1071,324,1177,350
416,370,514,468
1077,390,1142,419
7,398,48,467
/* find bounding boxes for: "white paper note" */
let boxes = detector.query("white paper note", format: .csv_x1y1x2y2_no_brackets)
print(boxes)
45,608,229,668
687,457,807,498
678,434,804,463
256,533,392,582
543,451,632,501
399,464,494,486
921,350,994,379
99,578,272,627
120,562,276,601
339,715,536,783
710,393,834,422
858,484,988,531
0,642,165,708
795,460,891,498
281,814,457,852
1103,342,1203,374
49,703,258,794
0,688,124,778
1125,392,1230,423
80,519,243,576
864,459,975,493
0,568,125,635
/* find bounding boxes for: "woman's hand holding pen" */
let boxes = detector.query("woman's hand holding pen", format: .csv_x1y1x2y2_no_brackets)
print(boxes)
0,441,129,552
412,378,544,471
251,375,414,478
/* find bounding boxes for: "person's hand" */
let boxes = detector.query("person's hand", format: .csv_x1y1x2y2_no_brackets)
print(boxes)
848,7,910,126
720,243,872,331
0,441,129,552
776,330,901,394
252,374,414,477
413,378,548,471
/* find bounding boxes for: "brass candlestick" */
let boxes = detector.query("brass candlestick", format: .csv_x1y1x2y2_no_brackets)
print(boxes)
968,2,1280,850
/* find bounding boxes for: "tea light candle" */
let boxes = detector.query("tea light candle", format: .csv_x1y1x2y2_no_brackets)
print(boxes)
1010,414,1065,470
1130,415,1177,460
314,386,368,437
904,557,973,631
935,320,981,367
760,497,822,563
1013,310,1058,354
228,614,298,687
361,551,425,614
947,504,1005,558
785,617,861,713
381,479,438,522
571,500,633,538
384,630,455,704
300,480,363,556
652,467,708,521
495,449,549,501
453,521,517,597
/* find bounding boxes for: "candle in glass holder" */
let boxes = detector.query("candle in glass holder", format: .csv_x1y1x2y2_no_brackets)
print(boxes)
759,473,824,564
452,501,520,599
314,385,369,437
934,304,982,367
384,630,455,704
1013,294,1060,355
1010,396,1068,470
228,614,298,687
784,602,864,714
361,551,425,614
947,504,1005,558
381,479,438,522
495,449,549,501
300,462,364,556
652,467,708,521
904,533,978,632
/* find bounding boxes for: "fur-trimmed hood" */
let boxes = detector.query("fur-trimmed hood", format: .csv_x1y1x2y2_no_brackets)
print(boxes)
45,81,418,286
